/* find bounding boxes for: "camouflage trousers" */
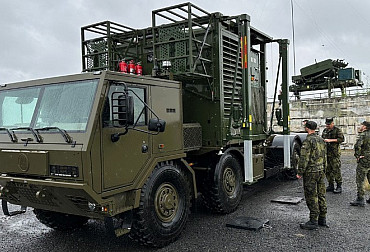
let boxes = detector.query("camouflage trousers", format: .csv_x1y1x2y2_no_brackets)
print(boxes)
303,171,327,220
356,162,370,199
326,155,342,184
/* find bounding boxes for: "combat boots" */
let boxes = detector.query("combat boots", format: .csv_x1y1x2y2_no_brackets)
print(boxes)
318,217,329,228
300,219,318,230
350,197,365,207
333,183,342,194
326,183,334,192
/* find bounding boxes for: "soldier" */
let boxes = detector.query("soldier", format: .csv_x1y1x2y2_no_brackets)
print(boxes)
297,121,328,230
350,121,370,207
322,117,344,193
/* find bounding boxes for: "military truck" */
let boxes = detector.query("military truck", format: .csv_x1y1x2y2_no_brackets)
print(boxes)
0,3,303,247
290,59,363,98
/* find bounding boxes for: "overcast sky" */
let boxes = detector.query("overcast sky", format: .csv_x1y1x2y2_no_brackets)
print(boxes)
1,0,369,97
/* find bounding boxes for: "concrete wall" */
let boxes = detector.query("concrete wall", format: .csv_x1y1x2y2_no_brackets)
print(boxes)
268,94,370,149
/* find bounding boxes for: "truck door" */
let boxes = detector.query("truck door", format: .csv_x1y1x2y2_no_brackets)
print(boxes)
101,83,150,190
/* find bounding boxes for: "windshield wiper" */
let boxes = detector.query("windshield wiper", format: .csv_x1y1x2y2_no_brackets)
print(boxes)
0,128,17,142
35,127,73,144
10,127,42,143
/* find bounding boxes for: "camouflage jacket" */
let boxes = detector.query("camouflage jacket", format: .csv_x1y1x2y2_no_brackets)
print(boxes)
298,133,327,176
354,129,370,163
322,126,344,157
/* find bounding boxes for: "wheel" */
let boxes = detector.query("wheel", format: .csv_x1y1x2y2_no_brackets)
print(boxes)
283,140,301,179
33,209,89,230
201,153,243,214
129,161,191,247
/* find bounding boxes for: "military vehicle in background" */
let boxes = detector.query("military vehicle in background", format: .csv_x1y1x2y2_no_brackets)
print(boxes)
290,59,363,98
0,3,303,247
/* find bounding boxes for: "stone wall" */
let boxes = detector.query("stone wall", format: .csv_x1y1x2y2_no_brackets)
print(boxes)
268,94,370,149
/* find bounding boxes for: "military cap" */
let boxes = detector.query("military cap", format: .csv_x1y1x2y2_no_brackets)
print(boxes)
305,120,317,130
362,121,370,128
325,117,333,125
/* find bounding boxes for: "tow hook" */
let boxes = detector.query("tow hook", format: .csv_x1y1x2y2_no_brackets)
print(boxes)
2,200,27,216
0,186,27,216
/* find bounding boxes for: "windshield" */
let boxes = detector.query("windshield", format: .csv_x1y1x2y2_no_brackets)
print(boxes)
0,79,98,131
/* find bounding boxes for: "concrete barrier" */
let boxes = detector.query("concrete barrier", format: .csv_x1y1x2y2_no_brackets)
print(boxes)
268,94,370,149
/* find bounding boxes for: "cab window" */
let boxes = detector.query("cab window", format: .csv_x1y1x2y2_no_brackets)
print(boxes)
103,84,146,127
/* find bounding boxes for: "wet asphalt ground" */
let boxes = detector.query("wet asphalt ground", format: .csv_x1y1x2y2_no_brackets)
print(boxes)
1,150,369,252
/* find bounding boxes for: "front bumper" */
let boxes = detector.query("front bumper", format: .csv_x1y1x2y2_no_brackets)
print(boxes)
0,176,138,219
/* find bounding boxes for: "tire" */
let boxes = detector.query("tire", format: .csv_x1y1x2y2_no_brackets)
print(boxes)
201,153,243,214
33,209,88,230
283,140,301,179
129,161,191,248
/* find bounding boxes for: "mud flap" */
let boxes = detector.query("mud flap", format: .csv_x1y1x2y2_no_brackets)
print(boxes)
104,210,133,237
1,200,27,216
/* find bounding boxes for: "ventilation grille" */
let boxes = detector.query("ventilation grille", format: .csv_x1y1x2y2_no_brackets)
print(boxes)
183,123,202,152
66,195,89,211
7,182,58,207
221,31,242,121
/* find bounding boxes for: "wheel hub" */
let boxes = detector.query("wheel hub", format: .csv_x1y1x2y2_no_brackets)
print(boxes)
155,183,179,222
223,167,236,196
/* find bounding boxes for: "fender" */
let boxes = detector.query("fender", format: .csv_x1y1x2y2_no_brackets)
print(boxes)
270,133,306,152
135,155,197,200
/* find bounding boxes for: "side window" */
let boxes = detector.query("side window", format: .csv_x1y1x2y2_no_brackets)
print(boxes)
103,84,146,127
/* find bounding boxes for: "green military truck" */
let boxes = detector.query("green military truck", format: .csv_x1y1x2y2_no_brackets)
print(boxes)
0,3,303,247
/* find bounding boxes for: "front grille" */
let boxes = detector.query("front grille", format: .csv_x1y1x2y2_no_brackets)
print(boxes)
8,182,58,207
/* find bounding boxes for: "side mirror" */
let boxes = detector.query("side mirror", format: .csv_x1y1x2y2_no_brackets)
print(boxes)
148,118,166,132
115,94,134,126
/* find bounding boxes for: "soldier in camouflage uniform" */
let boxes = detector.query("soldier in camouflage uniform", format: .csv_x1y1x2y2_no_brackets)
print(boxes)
297,121,328,230
322,117,344,193
350,121,370,207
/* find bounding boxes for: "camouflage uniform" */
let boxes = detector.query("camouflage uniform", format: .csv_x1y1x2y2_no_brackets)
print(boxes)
354,129,370,200
298,133,327,221
322,126,344,184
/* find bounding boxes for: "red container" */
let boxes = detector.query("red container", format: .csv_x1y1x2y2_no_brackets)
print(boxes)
119,60,127,73
128,60,135,74
135,62,143,75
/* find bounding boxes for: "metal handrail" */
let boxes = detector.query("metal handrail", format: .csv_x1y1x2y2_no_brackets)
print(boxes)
267,86,370,102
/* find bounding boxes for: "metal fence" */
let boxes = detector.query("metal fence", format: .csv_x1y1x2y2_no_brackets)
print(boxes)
268,86,370,102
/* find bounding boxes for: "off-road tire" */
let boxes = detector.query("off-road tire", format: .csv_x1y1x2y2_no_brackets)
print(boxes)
129,161,191,247
201,153,243,214
33,209,88,230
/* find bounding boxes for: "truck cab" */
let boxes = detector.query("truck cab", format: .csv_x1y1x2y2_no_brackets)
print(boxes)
0,71,194,223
